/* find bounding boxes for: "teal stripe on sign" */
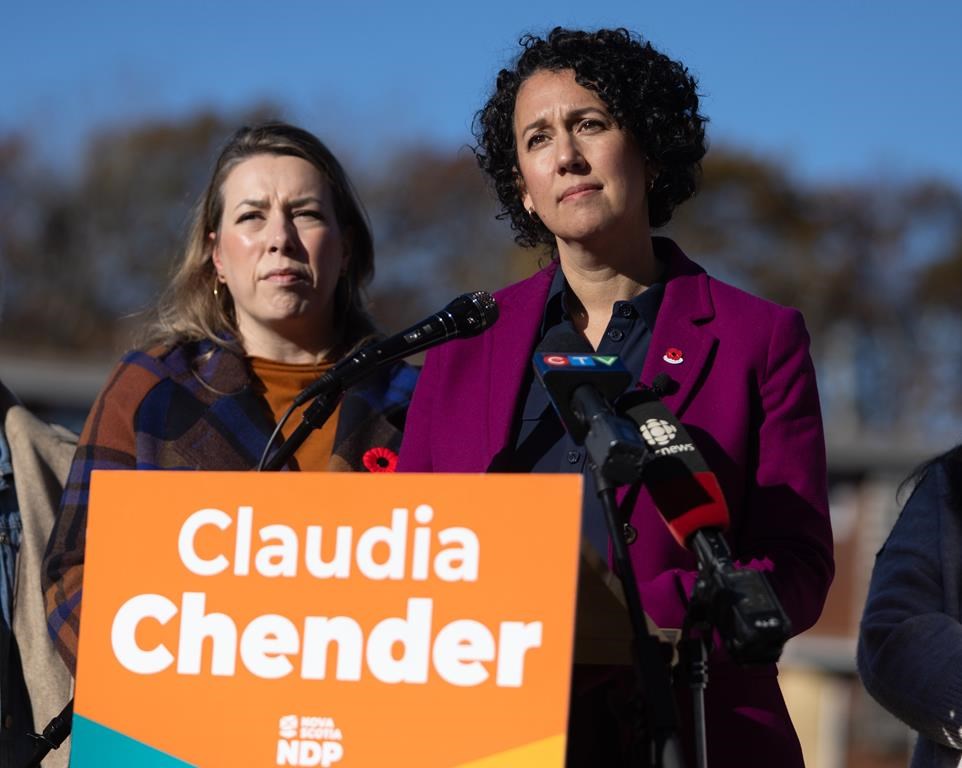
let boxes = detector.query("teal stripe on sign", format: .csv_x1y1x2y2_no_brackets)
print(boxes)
71,715,195,767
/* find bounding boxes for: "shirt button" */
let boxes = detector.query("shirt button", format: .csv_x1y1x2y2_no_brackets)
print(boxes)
618,304,634,318
607,328,625,342
566,450,581,464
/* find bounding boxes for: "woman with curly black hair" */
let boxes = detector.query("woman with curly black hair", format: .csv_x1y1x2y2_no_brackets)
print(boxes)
399,28,832,766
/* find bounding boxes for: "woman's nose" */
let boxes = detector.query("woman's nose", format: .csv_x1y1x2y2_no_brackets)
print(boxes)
267,215,296,253
556,133,587,174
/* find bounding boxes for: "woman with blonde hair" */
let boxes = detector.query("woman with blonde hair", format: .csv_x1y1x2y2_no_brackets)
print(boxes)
43,121,416,674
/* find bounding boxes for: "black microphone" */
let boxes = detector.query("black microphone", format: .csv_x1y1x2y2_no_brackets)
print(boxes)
535,338,688,766
533,328,648,484
619,388,791,663
293,291,498,406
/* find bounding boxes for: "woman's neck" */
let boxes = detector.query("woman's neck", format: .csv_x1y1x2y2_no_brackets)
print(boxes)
557,235,661,349
237,319,341,365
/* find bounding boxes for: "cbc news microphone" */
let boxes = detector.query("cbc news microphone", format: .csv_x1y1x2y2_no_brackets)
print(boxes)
620,387,791,664
294,291,498,407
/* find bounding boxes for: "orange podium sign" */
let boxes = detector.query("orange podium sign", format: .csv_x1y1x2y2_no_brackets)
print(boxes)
71,471,582,767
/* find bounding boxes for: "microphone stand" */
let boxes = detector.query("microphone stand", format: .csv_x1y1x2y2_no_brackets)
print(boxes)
679,589,712,768
677,530,791,768
262,389,341,472
572,386,686,768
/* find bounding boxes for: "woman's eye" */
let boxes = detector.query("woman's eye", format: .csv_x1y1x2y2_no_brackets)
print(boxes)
237,211,262,223
527,133,548,149
579,118,604,131
294,210,323,220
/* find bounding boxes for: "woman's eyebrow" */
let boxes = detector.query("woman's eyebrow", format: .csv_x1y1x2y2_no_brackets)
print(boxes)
519,106,608,136
288,196,324,208
234,197,269,211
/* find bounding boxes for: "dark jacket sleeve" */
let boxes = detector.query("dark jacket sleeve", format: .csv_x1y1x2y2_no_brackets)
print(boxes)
858,461,962,752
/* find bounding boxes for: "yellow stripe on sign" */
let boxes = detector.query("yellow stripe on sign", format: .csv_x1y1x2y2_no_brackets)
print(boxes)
453,734,566,767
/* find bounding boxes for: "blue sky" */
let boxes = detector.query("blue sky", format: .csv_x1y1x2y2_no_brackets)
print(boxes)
4,1,962,186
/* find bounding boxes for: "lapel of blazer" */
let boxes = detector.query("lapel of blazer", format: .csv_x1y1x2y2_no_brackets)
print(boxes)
485,263,557,461
641,240,717,418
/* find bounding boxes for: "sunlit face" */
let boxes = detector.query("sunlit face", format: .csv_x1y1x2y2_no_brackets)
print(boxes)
513,69,651,248
211,154,348,353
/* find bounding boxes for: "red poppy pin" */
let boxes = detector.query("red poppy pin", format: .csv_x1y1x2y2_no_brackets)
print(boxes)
363,447,398,473
662,347,684,365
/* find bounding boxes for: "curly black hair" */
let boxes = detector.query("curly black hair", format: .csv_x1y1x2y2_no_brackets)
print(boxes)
473,27,708,248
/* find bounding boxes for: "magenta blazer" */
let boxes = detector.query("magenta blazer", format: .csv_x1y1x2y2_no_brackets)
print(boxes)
398,238,833,766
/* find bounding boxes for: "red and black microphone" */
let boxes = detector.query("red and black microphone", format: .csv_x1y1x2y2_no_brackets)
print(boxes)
621,385,729,546
620,386,791,664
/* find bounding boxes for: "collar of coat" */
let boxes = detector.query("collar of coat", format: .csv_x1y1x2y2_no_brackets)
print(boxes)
483,236,717,455
125,335,417,472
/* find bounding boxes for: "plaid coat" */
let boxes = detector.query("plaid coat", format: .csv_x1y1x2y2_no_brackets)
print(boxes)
42,338,417,674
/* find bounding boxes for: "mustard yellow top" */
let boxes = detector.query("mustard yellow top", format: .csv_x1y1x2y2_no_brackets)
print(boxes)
248,357,341,472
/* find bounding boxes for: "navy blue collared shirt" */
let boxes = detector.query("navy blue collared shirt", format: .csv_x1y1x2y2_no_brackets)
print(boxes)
511,265,664,555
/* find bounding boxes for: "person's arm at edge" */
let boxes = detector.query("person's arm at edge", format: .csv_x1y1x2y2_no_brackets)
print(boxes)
858,461,962,748
41,353,157,675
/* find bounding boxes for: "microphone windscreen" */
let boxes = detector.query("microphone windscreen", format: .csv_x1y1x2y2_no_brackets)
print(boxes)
445,291,499,337
536,324,592,353
532,345,633,442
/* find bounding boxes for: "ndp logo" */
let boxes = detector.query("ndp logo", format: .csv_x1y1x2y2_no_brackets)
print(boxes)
638,418,677,447
541,354,618,368
277,715,343,766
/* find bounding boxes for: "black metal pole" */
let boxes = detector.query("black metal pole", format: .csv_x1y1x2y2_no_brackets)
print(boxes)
262,390,340,471
590,465,686,768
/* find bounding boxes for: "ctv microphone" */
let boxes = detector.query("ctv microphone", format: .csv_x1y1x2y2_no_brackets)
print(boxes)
294,291,498,406
620,387,791,663
533,328,648,484
532,327,632,443
535,337,688,765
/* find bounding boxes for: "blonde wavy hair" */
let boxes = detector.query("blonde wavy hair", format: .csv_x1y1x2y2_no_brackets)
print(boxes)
145,121,376,353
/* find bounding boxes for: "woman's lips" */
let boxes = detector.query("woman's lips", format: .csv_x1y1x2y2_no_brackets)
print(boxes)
560,183,602,202
263,269,309,284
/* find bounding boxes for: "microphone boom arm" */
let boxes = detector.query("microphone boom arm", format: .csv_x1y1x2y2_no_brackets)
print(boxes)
262,291,498,471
